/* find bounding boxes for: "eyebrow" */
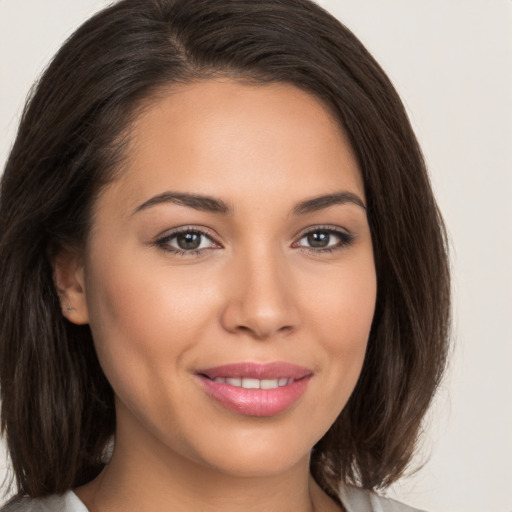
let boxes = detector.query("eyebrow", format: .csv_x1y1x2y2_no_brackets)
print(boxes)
133,192,232,215
292,191,366,215
132,190,366,216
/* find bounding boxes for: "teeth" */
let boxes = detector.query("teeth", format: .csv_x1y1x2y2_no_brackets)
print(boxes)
213,377,293,389
242,378,260,389
260,379,279,389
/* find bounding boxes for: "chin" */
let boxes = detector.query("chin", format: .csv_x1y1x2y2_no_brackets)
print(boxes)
183,422,320,479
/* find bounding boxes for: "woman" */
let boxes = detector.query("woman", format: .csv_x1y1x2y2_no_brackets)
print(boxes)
0,1,450,511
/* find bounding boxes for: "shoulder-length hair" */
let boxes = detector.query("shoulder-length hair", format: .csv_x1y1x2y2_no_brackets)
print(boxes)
0,0,450,502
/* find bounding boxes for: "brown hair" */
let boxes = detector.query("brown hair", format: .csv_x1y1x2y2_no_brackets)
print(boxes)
0,0,450,502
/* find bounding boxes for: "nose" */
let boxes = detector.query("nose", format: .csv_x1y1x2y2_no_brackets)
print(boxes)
220,249,300,340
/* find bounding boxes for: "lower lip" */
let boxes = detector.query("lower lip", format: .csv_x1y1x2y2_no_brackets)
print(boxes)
198,376,311,417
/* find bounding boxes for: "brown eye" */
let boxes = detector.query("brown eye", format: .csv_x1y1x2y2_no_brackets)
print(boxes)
306,231,331,248
176,232,203,250
156,228,219,254
295,228,355,252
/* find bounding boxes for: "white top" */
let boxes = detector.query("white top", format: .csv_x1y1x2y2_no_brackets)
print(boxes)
340,486,425,512
1,492,86,512
1,487,425,512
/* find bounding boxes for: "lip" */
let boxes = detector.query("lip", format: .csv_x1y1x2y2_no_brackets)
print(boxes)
195,362,313,417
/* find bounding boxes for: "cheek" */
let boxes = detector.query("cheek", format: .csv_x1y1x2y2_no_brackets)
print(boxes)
82,243,234,416
82,248,202,390
309,255,377,345
82,251,220,444
306,257,376,406
84,245,213,346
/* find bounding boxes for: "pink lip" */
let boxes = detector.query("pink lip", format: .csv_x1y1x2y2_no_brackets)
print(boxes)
196,362,313,417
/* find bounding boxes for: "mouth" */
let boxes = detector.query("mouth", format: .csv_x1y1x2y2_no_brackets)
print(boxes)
206,376,294,389
195,362,313,417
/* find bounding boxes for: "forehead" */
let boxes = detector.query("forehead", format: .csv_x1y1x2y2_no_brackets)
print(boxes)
101,79,364,217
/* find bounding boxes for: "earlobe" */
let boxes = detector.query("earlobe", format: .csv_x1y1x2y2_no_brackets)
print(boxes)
52,250,89,325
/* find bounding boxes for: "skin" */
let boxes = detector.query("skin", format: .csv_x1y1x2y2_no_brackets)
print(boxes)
55,80,377,512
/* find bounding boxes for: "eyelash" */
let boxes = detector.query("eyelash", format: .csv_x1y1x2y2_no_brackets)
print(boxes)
293,226,355,254
154,225,355,257
154,226,218,257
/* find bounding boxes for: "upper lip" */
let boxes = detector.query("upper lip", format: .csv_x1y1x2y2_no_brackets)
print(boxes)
196,362,313,380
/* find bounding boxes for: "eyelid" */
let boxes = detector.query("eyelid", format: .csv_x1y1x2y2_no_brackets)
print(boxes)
291,224,355,252
156,225,220,241
153,223,355,257
293,224,352,241
153,225,223,255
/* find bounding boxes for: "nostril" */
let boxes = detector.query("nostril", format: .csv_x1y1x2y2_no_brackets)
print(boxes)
233,323,294,341
219,278,300,339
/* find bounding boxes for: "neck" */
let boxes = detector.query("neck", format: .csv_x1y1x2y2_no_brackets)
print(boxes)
75,404,342,512
77,451,325,512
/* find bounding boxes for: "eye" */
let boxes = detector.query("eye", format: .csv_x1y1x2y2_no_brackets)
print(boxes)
155,227,220,255
294,227,354,252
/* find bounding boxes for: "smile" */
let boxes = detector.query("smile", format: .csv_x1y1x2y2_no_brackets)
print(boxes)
210,377,293,389
196,362,313,417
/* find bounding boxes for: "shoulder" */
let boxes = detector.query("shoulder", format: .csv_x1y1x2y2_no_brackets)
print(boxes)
339,485,427,512
1,492,88,512
2,487,426,512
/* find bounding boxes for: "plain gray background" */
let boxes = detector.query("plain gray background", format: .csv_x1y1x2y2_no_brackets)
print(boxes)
1,1,511,511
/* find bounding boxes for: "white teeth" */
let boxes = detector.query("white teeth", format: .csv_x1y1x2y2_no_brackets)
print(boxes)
213,377,293,389
260,379,279,389
241,378,260,389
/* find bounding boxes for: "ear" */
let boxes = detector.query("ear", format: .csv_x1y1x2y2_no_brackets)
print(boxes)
52,249,89,325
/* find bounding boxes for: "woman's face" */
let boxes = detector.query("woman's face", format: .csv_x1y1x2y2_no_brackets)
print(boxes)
68,80,376,477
